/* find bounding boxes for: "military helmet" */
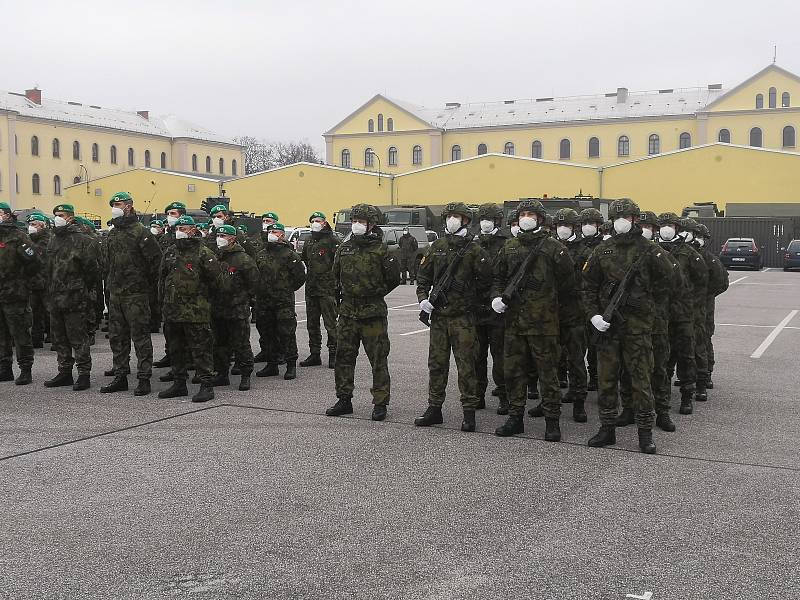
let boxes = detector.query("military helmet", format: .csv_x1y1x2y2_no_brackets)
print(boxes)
657,212,681,227
350,203,381,224
600,220,613,234
554,208,580,226
680,217,701,233
697,223,711,239
544,214,554,228
516,199,547,219
579,208,604,224
609,198,640,219
639,210,659,227
444,202,473,223
109,191,133,206
477,202,503,223
507,208,520,225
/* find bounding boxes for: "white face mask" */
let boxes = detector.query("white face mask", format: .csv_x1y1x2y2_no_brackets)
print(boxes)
613,217,632,235
510,225,520,238
684,232,694,243
310,221,324,233
351,222,367,236
175,229,189,239
697,238,705,247
659,225,676,241
53,216,68,228
111,206,125,219
479,219,495,234
216,237,229,248
445,216,463,234
556,225,572,240
28,225,39,235
641,227,654,240
519,216,537,231
108,224,115,231
212,217,225,228
582,224,597,238
167,215,179,227
150,227,161,236
267,233,279,243
602,234,612,240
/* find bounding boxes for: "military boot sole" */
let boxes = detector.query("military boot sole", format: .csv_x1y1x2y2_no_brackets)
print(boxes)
588,430,616,447
371,406,387,421
14,372,33,386
414,411,444,427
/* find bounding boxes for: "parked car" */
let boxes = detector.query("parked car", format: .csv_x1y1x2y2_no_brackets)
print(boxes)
425,230,439,243
782,239,800,271
719,237,763,270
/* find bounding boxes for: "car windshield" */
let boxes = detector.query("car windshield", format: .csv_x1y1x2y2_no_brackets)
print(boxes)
299,231,312,242
787,241,800,251
726,240,753,250
384,211,413,225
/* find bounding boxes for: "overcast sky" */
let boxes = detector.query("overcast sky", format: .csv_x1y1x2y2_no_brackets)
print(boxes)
4,0,800,152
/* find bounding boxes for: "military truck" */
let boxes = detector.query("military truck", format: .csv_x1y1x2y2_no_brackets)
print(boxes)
503,195,613,224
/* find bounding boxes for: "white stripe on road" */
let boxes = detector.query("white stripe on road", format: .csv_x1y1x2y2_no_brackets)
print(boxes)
389,303,420,309
400,327,430,336
750,310,799,359
297,319,306,324
295,301,306,305
718,323,775,328
737,282,794,286
729,276,749,285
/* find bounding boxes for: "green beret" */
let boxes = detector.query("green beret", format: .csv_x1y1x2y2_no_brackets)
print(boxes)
237,225,248,233
217,224,237,236
109,191,133,206
196,222,209,230
267,222,285,232
74,216,97,229
176,215,195,226
164,201,186,213
0,202,11,212
26,212,48,223
149,219,165,228
309,211,326,222
53,204,75,215
209,204,227,215
262,211,279,221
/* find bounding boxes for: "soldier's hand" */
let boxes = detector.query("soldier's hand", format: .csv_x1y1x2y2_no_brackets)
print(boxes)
419,299,435,314
491,297,507,314
590,314,611,332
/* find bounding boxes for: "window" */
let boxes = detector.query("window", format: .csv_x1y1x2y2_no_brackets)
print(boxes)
219,158,224,174
73,140,80,160
16,174,19,192
756,94,764,109
617,135,630,156
365,148,374,168
110,145,117,164
191,154,198,171
128,148,135,166
31,136,39,156
160,152,167,169
232,159,237,176
388,146,398,166
92,143,100,163
377,114,384,132
53,175,61,196
15,135,18,154
782,92,790,108
559,138,571,160
32,173,40,195
783,125,796,148
749,127,762,147
412,145,422,165
205,156,212,172
477,143,488,155
144,150,151,167
387,118,393,131
451,145,461,161
718,129,731,143
769,87,777,108
504,142,515,155
648,134,660,155
341,149,351,168
679,132,691,149
52,138,60,158
531,140,542,158
368,119,374,132
588,137,600,158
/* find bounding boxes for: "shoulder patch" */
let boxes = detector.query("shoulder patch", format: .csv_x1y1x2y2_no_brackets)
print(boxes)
602,249,614,255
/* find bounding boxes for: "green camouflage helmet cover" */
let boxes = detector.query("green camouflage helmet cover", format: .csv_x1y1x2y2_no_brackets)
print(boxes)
507,208,520,224
554,208,580,226
516,199,547,218
444,202,473,223
579,208,604,224
544,214,555,228
609,198,640,218
639,210,659,226
350,203,381,224
477,202,503,223
657,212,682,227
600,220,613,233
697,223,711,238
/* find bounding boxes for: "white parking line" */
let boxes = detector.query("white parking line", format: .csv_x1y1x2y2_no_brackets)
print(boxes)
738,282,794,286
400,328,430,336
389,303,420,310
750,310,799,359
729,276,749,285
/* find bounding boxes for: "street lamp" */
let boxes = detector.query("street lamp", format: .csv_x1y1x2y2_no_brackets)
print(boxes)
368,150,382,187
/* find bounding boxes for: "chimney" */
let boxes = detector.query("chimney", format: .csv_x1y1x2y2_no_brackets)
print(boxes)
616,87,628,103
137,110,149,120
25,88,42,105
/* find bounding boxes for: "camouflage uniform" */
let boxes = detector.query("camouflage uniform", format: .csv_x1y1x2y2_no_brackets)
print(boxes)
300,225,339,359
575,209,605,388
398,231,419,283
696,225,729,382
27,225,51,346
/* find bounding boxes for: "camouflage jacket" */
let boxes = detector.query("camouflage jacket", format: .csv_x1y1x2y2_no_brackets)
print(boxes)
583,230,674,336
104,214,162,297
0,222,40,303
160,237,226,323
27,228,51,292
653,249,686,335
398,233,419,258
660,239,707,323
254,237,306,308
492,228,576,336
559,235,585,326
475,231,508,322
159,229,176,253
334,227,401,319
574,234,603,272
212,243,259,320
301,228,339,297
696,244,729,297
46,224,101,312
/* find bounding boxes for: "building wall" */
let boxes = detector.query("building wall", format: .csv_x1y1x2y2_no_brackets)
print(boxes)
704,110,800,148
330,96,433,136
327,130,441,173
705,69,800,112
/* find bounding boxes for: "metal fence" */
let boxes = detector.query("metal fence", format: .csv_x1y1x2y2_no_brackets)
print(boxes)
697,217,800,268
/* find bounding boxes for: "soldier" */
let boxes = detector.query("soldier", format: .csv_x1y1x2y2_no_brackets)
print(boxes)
153,202,187,370
207,205,248,250
253,223,306,380
326,204,401,421
73,216,105,345
695,224,729,388
26,213,52,348
157,215,226,402
0,202,40,385
300,211,339,369
576,208,605,391
253,211,281,362
414,202,492,432
492,199,575,440
211,224,259,391
100,192,163,397
474,203,509,414
397,228,419,284
43,204,101,391
148,219,166,332
583,199,673,454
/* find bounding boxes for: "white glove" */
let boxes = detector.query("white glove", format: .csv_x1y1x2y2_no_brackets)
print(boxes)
420,299,435,314
590,314,611,332
491,297,508,314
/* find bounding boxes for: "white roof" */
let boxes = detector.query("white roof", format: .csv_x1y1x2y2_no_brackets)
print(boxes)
0,90,239,146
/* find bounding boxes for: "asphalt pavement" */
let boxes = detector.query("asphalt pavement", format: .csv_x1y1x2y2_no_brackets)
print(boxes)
1,268,798,599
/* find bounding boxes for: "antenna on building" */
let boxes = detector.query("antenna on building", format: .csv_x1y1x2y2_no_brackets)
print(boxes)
773,45,777,64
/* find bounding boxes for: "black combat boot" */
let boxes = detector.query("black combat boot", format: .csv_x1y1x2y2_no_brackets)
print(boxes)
706,378,714,389
283,362,297,380
134,379,151,397
0,366,13,382
158,380,188,399
328,351,336,369
211,370,230,387
495,414,524,437
192,384,215,403
371,404,387,421
656,412,676,432
153,355,171,368
44,371,74,387
256,363,279,377
159,371,175,382
15,369,32,386
695,382,708,402
103,368,115,377
638,428,657,454
679,388,694,415
527,386,539,400
100,376,128,393
299,354,321,367
544,417,561,442
414,406,443,427
491,387,500,397
497,396,509,416
238,374,251,392
253,350,268,363
588,425,616,447
615,407,635,426
573,399,587,423
73,373,91,391
326,398,353,416
461,410,476,432
476,397,486,410
527,402,544,418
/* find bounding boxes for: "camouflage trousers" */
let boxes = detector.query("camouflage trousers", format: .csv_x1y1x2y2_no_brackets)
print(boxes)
256,306,298,364
693,316,709,387
50,308,92,375
427,313,478,409
560,322,588,399
109,293,153,380
149,286,161,331
0,301,34,370
334,315,390,405
476,316,505,401
667,320,696,391
164,322,214,385
212,318,253,376
505,333,561,418
706,300,716,374
29,291,49,344
305,293,338,355
399,255,416,282
621,333,670,415
597,333,654,428
586,327,598,381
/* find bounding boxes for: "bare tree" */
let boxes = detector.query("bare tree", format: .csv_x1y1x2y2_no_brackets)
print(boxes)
234,137,321,174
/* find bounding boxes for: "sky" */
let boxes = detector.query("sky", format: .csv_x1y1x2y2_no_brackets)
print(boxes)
3,0,800,154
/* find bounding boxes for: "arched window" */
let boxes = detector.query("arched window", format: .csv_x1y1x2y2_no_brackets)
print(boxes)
128,148,135,166
451,145,461,161
756,94,764,109
531,140,542,158
769,87,777,108
92,143,100,163
617,135,630,156
232,159,237,176
412,145,422,165
718,129,731,143
749,127,762,147
31,136,39,156
145,150,151,167
782,92,790,108
377,114,384,132
477,143,488,155
365,148,374,168
368,119,374,132
387,118,393,131
388,146,398,166
32,173,40,195
559,139,571,160
191,154,198,171
110,145,117,164
160,152,167,169
53,175,61,196
73,140,80,160
205,156,211,172
783,125,796,148
648,134,660,155
52,138,60,158
504,142,515,155
73,176,81,184
219,158,224,174
679,132,691,149
341,149,351,168
588,137,600,158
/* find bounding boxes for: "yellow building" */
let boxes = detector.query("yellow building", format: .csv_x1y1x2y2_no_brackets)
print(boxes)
1,87,244,208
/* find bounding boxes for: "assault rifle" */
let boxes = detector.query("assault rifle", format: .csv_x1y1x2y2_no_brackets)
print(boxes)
500,241,543,305
590,252,648,344
419,236,474,327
